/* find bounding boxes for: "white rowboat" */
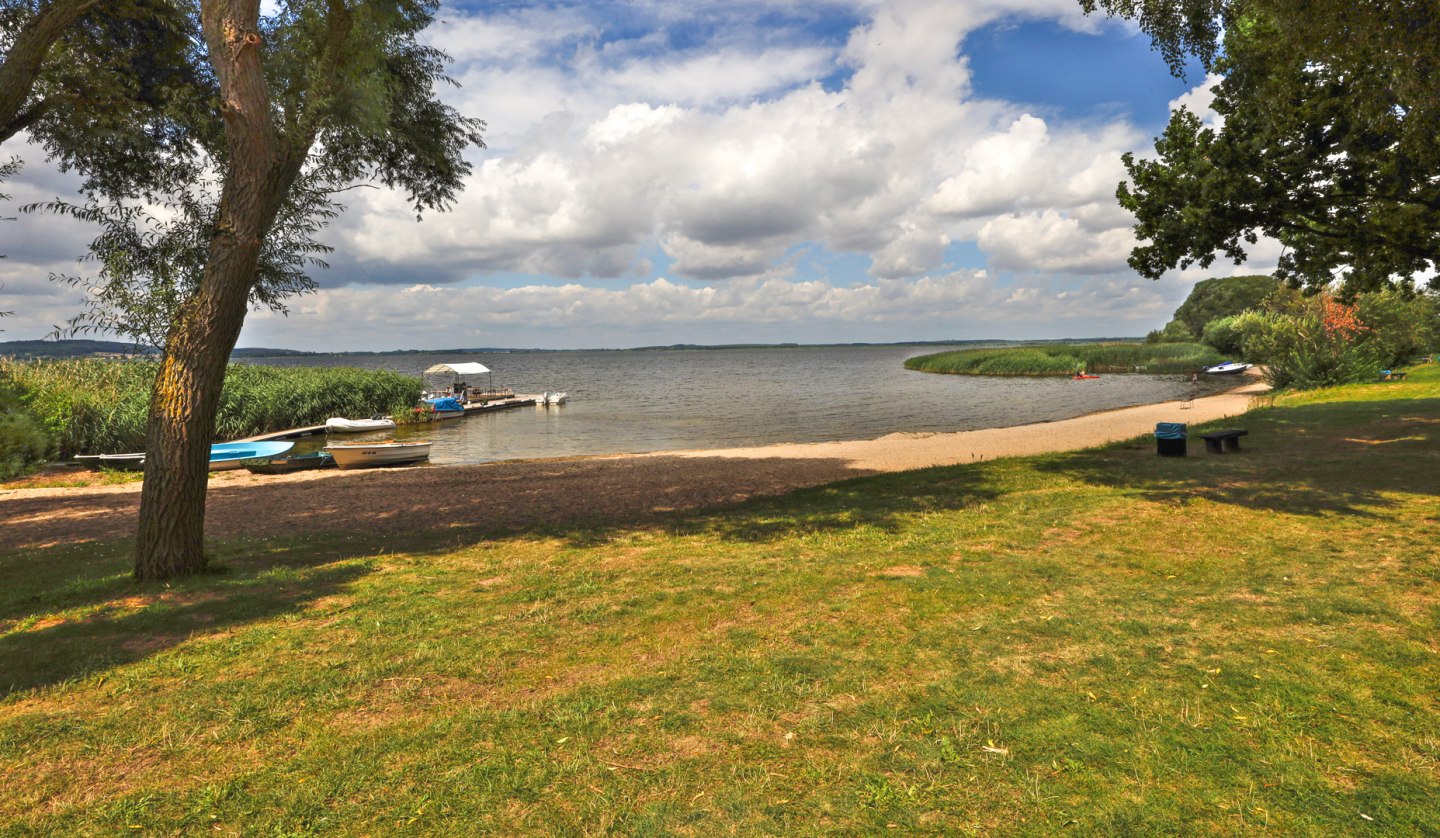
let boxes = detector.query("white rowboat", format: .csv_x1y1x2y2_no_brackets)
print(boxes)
326,416,397,433
324,440,431,469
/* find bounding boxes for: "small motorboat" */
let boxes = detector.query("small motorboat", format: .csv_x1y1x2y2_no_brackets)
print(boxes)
541,391,568,405
1203,361,1252,375
244,450,336,474
413,396,465,421
324,440,432,470
325,415,397,433
209,441,295,470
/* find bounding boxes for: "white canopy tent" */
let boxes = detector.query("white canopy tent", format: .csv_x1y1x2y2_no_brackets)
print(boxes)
423,362,490,376
423,361,493,395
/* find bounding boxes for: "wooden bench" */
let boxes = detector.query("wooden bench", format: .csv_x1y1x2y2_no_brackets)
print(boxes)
1197,429,1248,454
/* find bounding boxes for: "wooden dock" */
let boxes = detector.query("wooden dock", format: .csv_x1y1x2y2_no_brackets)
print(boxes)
236,395,542,443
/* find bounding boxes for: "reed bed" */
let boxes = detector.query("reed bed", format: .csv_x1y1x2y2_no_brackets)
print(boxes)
905,342,1222,376
0,358,422,457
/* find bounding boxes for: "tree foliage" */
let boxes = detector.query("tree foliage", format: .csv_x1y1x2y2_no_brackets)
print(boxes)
3,0,484,579
1084,1,1440,292
1170,274,1277,337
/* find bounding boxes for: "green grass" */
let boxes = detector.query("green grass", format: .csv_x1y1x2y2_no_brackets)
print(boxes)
0,358,423,457
907,342,1224,376
2,366,1438,834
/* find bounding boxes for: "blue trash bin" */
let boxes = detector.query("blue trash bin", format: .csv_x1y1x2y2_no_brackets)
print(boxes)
1155,422,1187,457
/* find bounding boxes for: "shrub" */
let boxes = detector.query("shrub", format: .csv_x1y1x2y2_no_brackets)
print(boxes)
1201,315,1246,355
1236,297,1384,389
1355,289,1440,367
0,381,55,480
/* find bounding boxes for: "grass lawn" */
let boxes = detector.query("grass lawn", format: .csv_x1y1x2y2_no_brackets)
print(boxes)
2,367,1438,834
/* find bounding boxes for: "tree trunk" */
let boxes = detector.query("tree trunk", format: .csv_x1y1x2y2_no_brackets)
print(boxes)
0,0,100,142
133,0,290,581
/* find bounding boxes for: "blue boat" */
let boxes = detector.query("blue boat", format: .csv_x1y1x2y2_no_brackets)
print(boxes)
210,440,295,470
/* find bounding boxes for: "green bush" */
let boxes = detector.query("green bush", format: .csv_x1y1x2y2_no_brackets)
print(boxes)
1355,290,1440,367
1201,314,1246,355
1236,290,1439,389
0,380,55,480
1236,301,1381,389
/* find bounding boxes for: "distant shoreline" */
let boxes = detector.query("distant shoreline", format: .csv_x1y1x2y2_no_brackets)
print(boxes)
1,337,1149,361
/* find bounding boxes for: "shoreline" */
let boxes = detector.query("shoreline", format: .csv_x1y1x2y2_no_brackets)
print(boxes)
2,376,1270,548
2,374,1269,500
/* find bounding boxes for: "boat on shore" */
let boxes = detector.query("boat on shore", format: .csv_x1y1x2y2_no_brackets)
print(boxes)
244,450,336,474
80,442,294,471
325,440,432,469
1203,361,1252,375
325,415,397,433
209,441,296,470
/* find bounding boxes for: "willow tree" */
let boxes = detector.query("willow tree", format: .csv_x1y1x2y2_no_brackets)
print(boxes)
119,0,482,580
5,1,482,579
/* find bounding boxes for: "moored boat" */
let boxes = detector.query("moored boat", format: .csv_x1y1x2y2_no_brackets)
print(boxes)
325,415,397,433
324,440,431,469
245,450,336,474
413,396,464,421
541,391,568,405
1202,361,1252,375
96,452,146,469
210,441,295,470
81,441,295,471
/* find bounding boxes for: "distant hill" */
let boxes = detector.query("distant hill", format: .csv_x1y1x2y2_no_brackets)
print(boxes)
230,347,319,358
0,339,157,359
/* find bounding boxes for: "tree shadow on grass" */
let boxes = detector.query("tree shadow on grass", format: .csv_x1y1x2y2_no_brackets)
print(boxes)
1035,398,1440,520
0,539,374,698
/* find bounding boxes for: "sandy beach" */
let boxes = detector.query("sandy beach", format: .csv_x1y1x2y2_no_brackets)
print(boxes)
2,377,1268,550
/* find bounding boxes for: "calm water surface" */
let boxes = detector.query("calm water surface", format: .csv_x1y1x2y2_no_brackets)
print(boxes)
254,346,1229,466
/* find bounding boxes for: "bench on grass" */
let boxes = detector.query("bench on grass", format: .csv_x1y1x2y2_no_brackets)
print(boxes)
1197,428,1248,454
1380,370,1407,381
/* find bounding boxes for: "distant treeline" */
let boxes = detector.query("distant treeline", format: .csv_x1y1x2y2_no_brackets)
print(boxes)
905,342,1223,376
3,337,1149,360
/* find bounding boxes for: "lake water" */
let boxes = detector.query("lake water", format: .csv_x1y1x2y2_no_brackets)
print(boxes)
253,345,1228,466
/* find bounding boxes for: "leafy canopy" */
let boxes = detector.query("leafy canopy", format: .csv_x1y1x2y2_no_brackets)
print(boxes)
14,0,483,348
1084,1,1440,292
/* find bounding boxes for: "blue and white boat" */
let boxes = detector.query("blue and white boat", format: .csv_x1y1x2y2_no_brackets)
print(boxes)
79,440,295,471
1202,361,1252,375
415,396,465,421
210,441,295,470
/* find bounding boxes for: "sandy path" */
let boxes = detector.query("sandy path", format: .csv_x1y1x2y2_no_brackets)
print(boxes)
2,378,1267,550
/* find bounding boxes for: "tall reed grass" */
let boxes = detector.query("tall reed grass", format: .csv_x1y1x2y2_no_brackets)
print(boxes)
0,358,422,457
905,342,1223,376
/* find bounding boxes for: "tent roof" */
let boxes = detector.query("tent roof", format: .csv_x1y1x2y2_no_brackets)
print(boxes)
424,362,490,376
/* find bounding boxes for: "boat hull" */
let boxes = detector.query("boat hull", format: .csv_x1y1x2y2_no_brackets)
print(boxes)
245,451,336,474
1203,362,1252,375
325,441,432,469
325,417,397,433
209,441,295,470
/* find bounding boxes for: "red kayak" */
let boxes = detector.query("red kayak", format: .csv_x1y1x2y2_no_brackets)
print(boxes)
1073,373,1100,380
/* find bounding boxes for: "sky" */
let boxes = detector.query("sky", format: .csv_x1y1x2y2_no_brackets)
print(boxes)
0,0,1274,352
